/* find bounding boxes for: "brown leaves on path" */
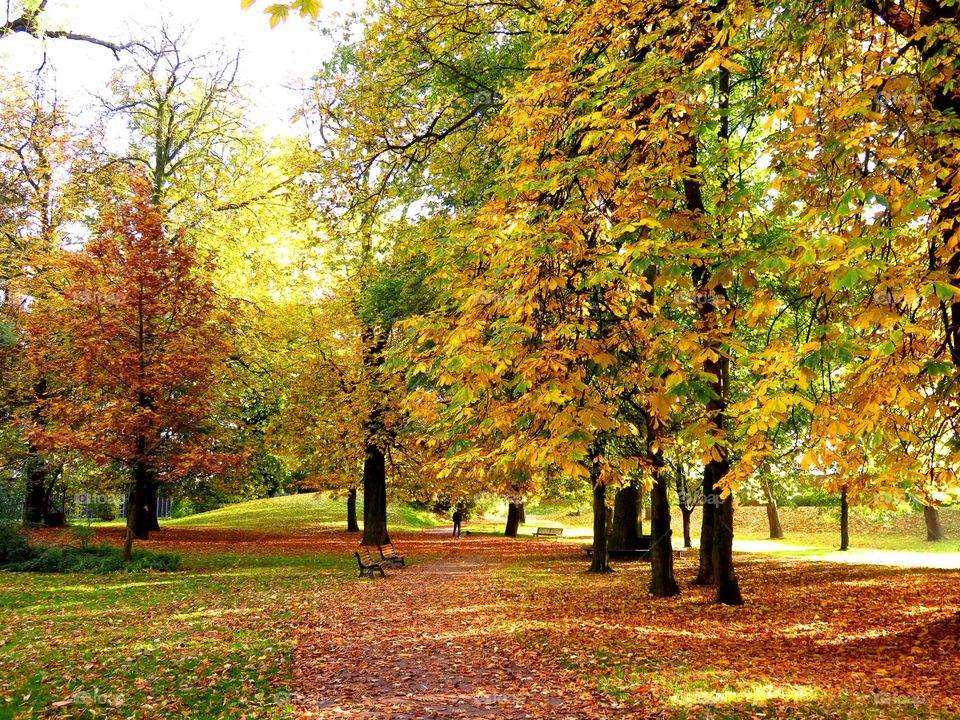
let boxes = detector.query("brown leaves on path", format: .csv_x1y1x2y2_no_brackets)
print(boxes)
289,539,630,720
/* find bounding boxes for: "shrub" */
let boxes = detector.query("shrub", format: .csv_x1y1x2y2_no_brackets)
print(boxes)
89,500,117,521
0,537,180,574
0,522,32,565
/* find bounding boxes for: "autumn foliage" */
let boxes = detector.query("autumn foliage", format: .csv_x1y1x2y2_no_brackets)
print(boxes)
22,175,235,552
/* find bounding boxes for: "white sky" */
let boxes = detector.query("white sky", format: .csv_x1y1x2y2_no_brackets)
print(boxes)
0,0,357,135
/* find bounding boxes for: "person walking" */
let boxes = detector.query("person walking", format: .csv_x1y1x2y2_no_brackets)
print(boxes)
452,507,463,538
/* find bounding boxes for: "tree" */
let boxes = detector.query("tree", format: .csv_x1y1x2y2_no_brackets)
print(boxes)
1,71,98,527
1,0,133,55
25,175,234,559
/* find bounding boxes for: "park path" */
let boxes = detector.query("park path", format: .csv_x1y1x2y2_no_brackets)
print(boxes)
290,547,628,719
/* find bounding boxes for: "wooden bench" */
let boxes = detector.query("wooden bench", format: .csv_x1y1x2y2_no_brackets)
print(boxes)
378,542,405,568
532,527,563,539
354,546,386,578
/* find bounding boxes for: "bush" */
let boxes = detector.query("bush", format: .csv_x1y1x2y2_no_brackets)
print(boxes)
89,500,117,521
0,523,32,565
0,537,180,574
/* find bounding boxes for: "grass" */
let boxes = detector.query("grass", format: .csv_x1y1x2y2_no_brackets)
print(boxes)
167,492,441,533
0,493,441,719
0,544,355,720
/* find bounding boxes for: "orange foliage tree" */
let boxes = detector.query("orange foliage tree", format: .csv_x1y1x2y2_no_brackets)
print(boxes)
24,175,235,559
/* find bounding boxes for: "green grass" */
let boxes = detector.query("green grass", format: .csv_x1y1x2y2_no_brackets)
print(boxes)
0,551,354,720
167,492,441,533
0,493,440,719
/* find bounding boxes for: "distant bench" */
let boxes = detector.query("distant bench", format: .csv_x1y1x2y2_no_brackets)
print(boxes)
532,527,563,539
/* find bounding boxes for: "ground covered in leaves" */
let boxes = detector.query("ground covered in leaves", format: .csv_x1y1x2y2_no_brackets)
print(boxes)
0,525,958,719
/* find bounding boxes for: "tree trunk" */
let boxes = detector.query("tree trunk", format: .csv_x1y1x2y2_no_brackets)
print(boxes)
128,460,152,541
588,451,612,573
924,504,944,542
361,443,390,546
504,500,521,537
346,488,360,532
839,485,849,551
680,506,693,548
610,484,640,550
146,471,161,532
648,419,679,597
123,460,152,561
766,497,784,540
23,452,47,529
694,467,717,586
518,502,526,524
713,488,742,605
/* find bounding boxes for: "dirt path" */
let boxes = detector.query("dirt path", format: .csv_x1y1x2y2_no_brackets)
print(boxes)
291,551,626,719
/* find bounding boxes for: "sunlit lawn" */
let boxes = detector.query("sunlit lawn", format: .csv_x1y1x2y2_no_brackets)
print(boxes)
0,551,350,720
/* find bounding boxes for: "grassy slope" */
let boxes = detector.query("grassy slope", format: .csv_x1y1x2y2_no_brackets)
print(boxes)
167,492,441,534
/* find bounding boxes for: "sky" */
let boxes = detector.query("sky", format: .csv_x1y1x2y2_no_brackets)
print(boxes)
0,0,357,135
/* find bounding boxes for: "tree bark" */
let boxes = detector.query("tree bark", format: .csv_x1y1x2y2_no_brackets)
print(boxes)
713,487,742,605
146,470,161,532
680,506,693,548
694,468,717,586
504,499,521,537
361,443,390,546
518,502,526,524
839,485,850,551
766,495,784,540
588,450,612,573
128,460,152,541
924,504,944,542
23,452,47,529
648,419,679,597
610,484,640,550
124,459,152,561
346,487,360,532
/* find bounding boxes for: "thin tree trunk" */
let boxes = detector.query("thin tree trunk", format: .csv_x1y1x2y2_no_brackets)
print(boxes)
518,502,526,524
648,418,679,597
766,496,784,539
713,488,742,605
610,484,640,550
504,500,521,537
680,506,693,548
361,443,390,546
839,485,850,551
588,448,612,573
346,488,360,532
924,504,944,542
694,468,717,586
146,471,160,532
